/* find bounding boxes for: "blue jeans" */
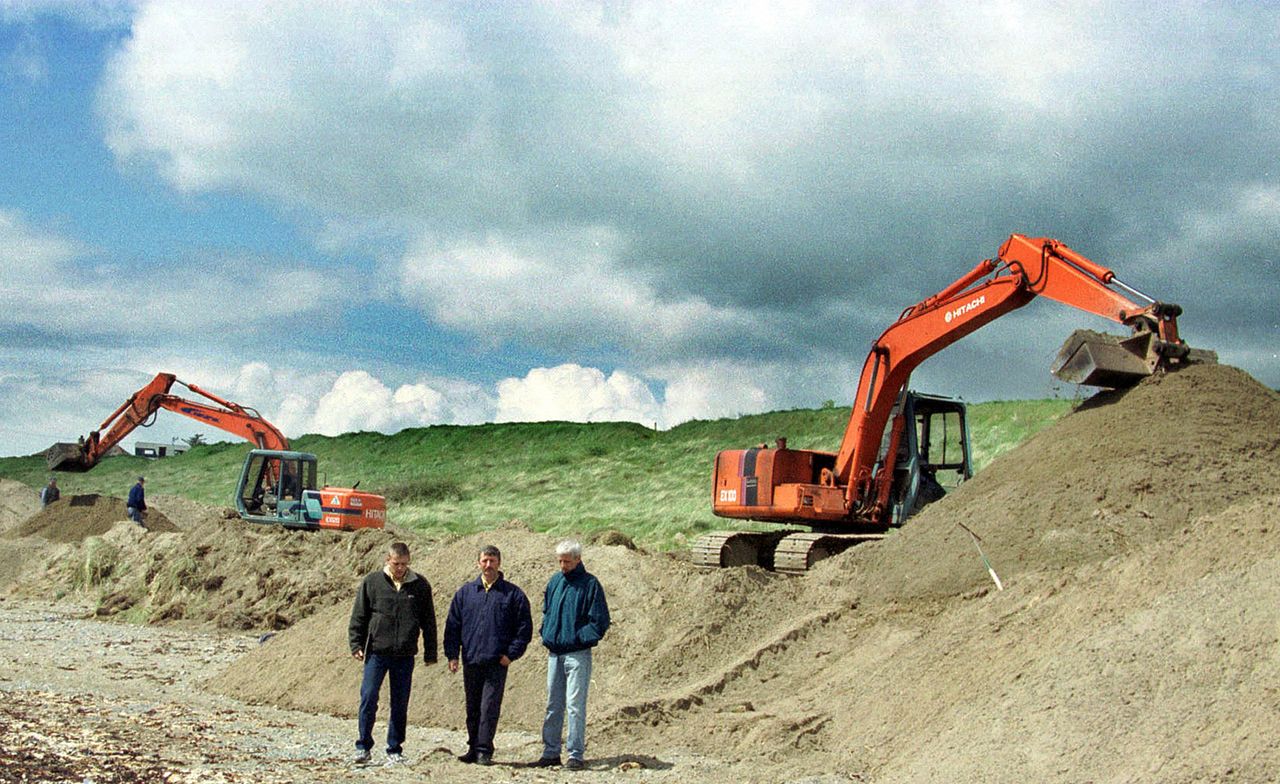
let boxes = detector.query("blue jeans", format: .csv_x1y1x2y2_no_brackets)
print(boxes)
541,649,592,761
356,653,415,754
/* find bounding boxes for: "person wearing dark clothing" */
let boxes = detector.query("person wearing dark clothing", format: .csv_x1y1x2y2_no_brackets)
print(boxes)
530,540,611,770
443,545,532,766
126,477,146,525
348,542,437,766
40,478,60,507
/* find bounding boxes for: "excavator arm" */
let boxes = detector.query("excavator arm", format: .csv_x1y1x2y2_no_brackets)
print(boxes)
834,233,1193,517
48,372,289,472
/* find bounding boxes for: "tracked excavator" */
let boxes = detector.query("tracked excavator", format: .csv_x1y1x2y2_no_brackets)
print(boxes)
696,233,1215,573
46,372,385,531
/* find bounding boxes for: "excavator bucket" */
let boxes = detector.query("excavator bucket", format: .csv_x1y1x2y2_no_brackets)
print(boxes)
1051,329,1217,389
45,442,92,472
1052,330,1157,388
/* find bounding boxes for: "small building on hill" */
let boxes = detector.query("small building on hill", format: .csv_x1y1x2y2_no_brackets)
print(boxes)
133,441,190,459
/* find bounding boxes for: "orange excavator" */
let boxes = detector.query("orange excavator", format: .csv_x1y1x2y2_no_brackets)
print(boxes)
698,233,1214,572
47,373,386,531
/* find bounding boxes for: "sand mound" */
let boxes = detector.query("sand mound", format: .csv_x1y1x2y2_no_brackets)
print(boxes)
0,479,40,534
811,363,1280,600
3,490,401,630
10,494,179,542
147,493,230,530
207,525,807,732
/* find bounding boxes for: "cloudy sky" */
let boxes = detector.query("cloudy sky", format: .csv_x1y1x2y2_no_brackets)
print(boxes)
1,1,1276,457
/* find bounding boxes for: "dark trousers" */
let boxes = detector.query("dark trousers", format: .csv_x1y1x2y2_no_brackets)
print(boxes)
462,661,509,755
357,653,415,754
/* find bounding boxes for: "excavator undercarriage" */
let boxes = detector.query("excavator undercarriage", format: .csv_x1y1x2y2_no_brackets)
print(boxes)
692,530,886,574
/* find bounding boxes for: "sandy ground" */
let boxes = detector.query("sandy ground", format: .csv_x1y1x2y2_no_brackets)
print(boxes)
0,599,807,784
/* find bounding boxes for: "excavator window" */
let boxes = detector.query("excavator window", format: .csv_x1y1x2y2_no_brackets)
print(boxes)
240,453,270,513
300,459,316,493
917,409,969,489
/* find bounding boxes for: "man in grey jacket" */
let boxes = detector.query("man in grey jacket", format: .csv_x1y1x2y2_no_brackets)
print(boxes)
349,541,437,767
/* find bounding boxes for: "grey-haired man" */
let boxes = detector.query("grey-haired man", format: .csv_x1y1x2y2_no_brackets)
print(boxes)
531,540,610,771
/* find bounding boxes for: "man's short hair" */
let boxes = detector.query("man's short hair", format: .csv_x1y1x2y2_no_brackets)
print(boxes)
388,542,410,558
555,540,582,558
479,544,501,560
137,476,145,482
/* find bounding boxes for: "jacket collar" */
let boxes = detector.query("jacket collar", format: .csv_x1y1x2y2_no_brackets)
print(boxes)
383,566,418,587
473,571,504,589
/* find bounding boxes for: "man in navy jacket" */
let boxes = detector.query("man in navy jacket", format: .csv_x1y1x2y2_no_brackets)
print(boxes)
126,476,146,526
443,545,532,766
530,540,610,770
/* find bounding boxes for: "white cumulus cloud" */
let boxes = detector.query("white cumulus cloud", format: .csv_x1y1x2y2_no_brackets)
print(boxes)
399,229,754,357
495,364,661,425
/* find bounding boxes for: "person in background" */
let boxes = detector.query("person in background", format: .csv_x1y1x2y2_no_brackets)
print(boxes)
443,545,532,766
126,476,146,526
40,477,60,507
348,541,437,768
530,540,611,771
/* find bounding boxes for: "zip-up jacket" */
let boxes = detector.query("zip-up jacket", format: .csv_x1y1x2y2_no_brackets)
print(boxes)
127,483,146,511
443,573,532,666
348,569,438,661
540,562,610,654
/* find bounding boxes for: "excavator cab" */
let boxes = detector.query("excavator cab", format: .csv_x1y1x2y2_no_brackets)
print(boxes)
237,450,318,528
235,448,387,531
887,392,972,526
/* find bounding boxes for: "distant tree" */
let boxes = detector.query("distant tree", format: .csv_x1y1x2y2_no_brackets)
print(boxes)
821,399,836,409
184,433,208,447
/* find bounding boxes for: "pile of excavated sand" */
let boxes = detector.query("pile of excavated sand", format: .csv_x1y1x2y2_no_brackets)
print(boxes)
0,479,40,535
2,489,402,629
811,363,1280,601
10,494,179,542
208,364,1280,782
0,480,47,594
207,519,808,734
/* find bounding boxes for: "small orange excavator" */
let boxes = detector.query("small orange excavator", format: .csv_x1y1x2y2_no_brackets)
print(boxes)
47,373,385,531
698,233,1214,572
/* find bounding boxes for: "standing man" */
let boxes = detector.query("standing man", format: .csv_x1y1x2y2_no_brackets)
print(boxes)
443,545,532,766
40,477,60,507
348,541,437,767
126,476,146,526
530,540,611,771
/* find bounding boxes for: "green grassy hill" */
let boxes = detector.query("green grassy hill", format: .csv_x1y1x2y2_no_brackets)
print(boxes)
0,399,1073,550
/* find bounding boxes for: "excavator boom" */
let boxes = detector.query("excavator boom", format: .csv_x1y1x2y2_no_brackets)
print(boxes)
47,372,288,472
835,233,1196,511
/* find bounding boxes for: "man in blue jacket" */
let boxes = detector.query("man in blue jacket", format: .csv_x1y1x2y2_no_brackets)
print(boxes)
126,476,146,526
443,545,532,766
530,540,610,771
